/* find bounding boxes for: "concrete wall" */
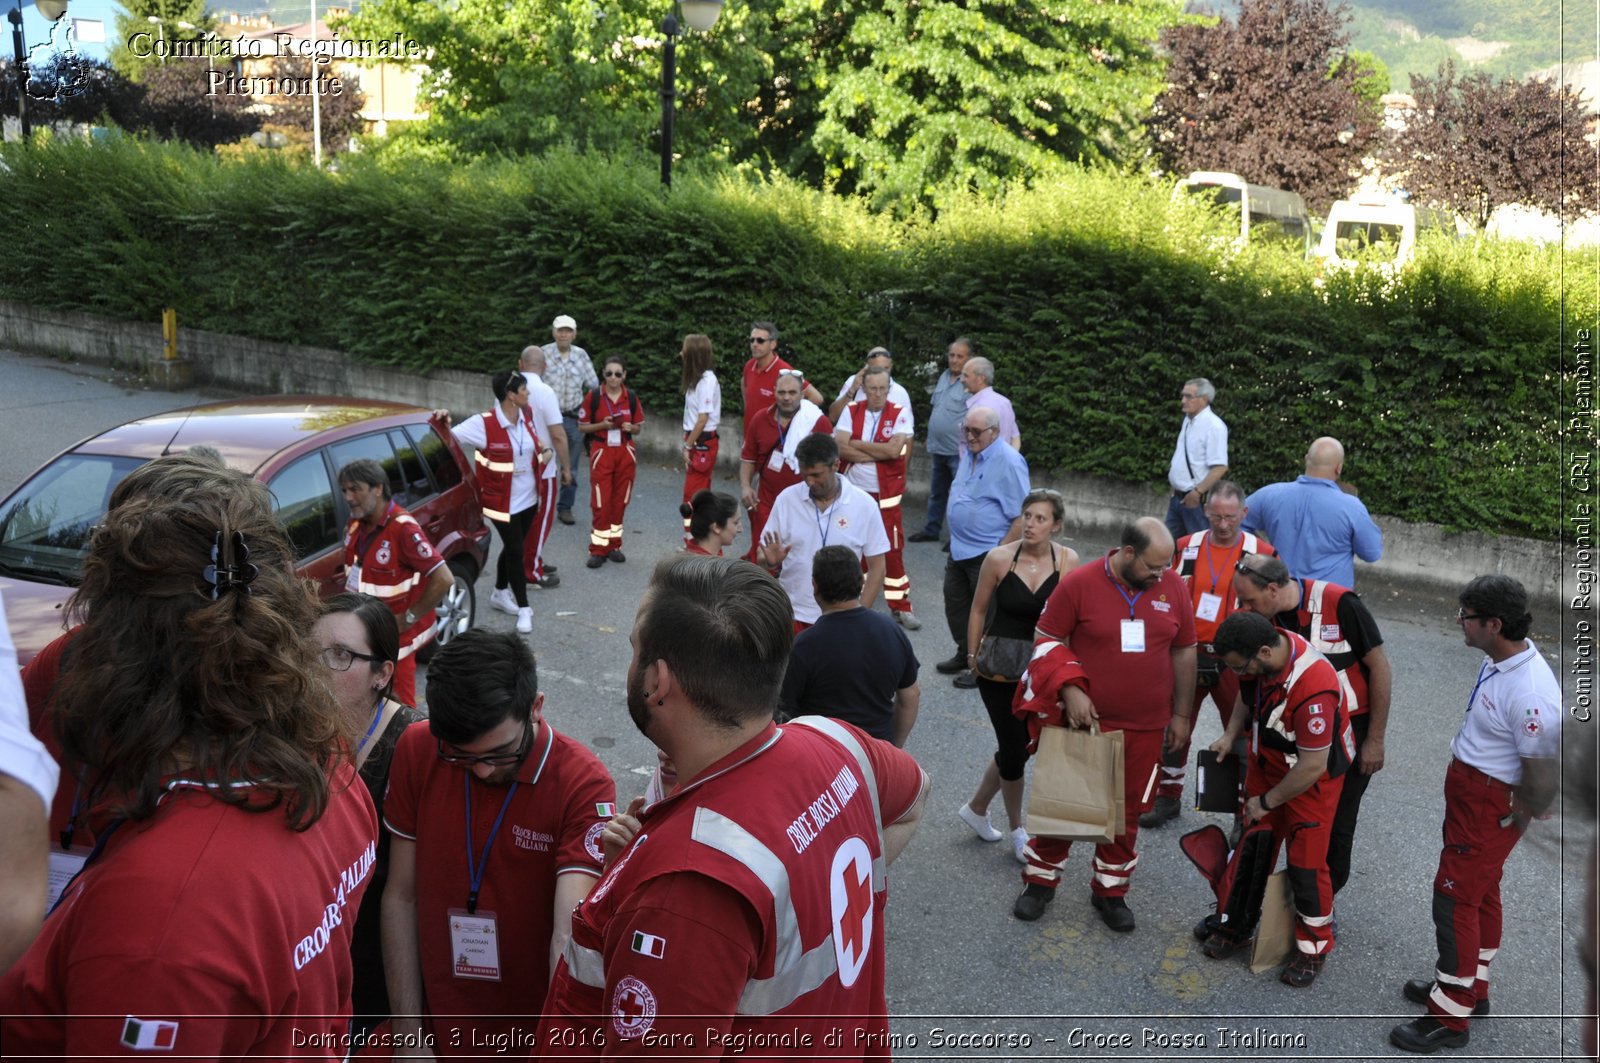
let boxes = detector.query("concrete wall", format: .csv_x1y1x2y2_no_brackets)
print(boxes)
0,298,1570,605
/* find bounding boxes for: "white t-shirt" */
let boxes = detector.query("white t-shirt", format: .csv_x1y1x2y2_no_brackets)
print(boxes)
764,478,890,624
835,403,914,495
1169,405,1229,493
836,376,912,413
451,405,540,515
0,592,58,814
683,370,722,434
524,372,564,483
1450,640,1562,784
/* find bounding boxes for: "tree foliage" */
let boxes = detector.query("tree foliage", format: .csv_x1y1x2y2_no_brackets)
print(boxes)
257,58,368,156
109,0,216,83
1147,0,1381,211
1384,62,1599,228
119,59,262,148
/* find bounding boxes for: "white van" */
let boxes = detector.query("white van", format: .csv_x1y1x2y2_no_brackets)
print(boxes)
1175,171,1314,255
1316,194,1456,273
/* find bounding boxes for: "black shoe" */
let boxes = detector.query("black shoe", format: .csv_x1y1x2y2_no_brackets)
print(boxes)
1403,979,1489,1016
1279,951,1325,987
953,671,978,689
1193,913,1221,941
535,574,561,589
1013,884,1054,921
544,563,558,574
586,555,606,569
1201,929,1250,960
557,509,576,526
935,653,967,675
1091,894,1136,932
941,540,950,553
1390,1017,1469,1053
1139,795,1180,828
608,549,626,564
908,531,939,543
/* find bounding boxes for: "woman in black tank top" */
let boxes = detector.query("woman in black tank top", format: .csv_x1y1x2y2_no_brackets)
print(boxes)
956,490,1080,861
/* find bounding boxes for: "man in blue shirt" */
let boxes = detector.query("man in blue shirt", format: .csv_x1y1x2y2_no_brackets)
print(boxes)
936,407,1030,689
911,337,973,542
1243,437,1383,587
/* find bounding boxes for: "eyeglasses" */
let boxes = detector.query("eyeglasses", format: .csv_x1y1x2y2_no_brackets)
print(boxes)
1224,658,1256,676
1456,609,1487,623
962,426,994,437
436,718,534,767
321,645,382,672
604,370,626,379
750,337,775,345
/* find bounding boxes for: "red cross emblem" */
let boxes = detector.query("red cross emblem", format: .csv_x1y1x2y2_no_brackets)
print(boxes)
829,836,875,988
611,976,656,1039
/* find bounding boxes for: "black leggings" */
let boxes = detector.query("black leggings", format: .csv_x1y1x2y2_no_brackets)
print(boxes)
492,505,536,607
976,676,1032,781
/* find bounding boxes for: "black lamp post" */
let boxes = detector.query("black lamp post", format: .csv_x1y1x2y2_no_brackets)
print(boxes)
8,1,27,138
658,0,723,189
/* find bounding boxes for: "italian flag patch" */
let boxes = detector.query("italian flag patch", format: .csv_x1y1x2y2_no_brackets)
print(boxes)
121,1017,179,1051
596,802,617,818
630,931,666,959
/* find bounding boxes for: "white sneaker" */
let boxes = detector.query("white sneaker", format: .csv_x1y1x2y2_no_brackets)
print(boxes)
516,607,533,634
957,804,1003,842
1011,827,1031,864
490,588,518,616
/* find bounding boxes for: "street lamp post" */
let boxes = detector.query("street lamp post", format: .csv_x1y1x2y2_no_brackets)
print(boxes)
145,14,163,63
658,0,722,189
7,1,27,138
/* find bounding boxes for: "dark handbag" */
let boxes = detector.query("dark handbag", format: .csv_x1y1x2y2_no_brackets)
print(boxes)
974,635,1033,683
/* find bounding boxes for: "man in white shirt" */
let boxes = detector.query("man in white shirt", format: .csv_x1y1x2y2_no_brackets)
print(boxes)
1390,575,1562,1054
1166,378,1229,540
520,345,572,589
759,433,889,631
827,346,912,424
836,366,919,629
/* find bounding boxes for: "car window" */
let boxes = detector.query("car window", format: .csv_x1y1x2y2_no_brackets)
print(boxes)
327,433,405,503
267,452,340,562
389,429,432,505
409,424,463,492
0,454,144,582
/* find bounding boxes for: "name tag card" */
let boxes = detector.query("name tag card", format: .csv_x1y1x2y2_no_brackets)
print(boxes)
449,909,502,981
767,450,784,472
607,429,623,447
1195,592,1223,623
47,847,90,910
345,564,362,593
1120,619,1146,653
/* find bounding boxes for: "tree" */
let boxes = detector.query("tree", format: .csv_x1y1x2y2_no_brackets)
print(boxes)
258,58,368,156
1385,62,1599,228
116,59,261,149
109,0,215,83
1146,0,1382,211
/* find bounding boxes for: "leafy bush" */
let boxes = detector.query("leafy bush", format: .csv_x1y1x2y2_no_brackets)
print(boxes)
0,137,1586,539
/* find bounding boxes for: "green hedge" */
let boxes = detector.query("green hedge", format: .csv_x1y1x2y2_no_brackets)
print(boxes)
1,136,1589,540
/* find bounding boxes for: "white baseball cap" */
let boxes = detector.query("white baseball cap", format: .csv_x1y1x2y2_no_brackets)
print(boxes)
552,315,577,330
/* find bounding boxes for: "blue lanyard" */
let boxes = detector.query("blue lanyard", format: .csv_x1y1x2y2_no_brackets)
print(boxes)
1104,557,1143,620
464,775,520,914
865,408,884,442
1465,661,1494,714
60,776,86,850
48,817,124,916
355,697,385,757
812,496,840,548
1201,534,1226,594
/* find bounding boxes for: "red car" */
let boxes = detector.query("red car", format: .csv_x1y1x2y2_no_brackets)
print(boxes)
0,397,491,665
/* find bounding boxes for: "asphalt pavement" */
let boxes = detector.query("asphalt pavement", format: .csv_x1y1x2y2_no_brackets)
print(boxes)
1,349,1592,1062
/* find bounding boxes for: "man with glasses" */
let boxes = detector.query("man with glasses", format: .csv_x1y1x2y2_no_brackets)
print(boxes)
1145,481,1275,827
382,630,615,1055
338,459,454,707
1165,378,1230,540
911,337,973,543
1199,611,1353,988
1232,554,1391,903
937,407,1030,689
541,314,598,526
740,321,824,440
1390,576,1560,1054
1012,517,1196,929
1243,436,1383,587
739,369,834,563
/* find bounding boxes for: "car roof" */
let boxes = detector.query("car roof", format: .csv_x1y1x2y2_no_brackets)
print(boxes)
73,396,432,472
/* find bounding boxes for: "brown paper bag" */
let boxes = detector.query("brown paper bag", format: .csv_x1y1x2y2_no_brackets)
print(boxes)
1026,725,1123,843
1249,870,1296,974
1109,728,1127,838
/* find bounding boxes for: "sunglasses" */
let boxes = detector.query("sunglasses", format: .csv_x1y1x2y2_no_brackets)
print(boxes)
750,337,775,345
604,370,626,378
775,368,804,379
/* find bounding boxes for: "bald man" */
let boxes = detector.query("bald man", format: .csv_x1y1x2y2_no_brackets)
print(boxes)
1243,437,1382,587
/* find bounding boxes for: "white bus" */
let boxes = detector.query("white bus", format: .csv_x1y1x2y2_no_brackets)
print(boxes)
1316,194,1456,274
1175,171,1314,255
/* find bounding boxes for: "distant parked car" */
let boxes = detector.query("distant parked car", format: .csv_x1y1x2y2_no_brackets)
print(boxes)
1316,194,1457,275
1176,171,1314,256
0,396,491,665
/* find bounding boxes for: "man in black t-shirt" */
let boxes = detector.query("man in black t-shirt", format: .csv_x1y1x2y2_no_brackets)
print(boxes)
780,546,920,745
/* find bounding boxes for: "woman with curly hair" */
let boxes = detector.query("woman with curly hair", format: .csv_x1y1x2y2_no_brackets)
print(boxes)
0,464,377,1057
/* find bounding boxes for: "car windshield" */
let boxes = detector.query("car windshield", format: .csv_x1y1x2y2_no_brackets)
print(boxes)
1334,220,1404,261
0,454,145,583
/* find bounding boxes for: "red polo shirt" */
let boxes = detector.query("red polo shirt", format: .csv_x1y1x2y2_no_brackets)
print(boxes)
1036,551,1197,730
383,719,614,1056
739,407,834,507
740,356,809,436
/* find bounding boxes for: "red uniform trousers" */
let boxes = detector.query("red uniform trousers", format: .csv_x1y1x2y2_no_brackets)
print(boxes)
392,655,417,708
1023,727,1164,896
523,474,559,582
1157,667,1242,801
1245,757,1343,956
870,491,912,614
682,435,719,541
1426,758,1524,1030
588,445,636,557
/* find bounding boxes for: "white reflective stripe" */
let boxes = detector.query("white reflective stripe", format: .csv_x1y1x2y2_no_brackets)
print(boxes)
1337,667,1362,712
1478,947,1498,961
1429,984,1474,1016
1093,856,1138,872
1306,582,1353,654
1160,765,1185,780
878,495,902,509
1475,964,1491,980
484,506,511,522
356,581,411,600
475,454,516,474
882,575,909,587
1298,936,1331,954
1241,532,1260,552
1298,910,1334,927
787,716,886,888
1139,762,1159,805
1435,968,1475,989
590,532,609,546
739,940,839,1016
883,590,907,601
1093,870,1129,888
562,937,606,988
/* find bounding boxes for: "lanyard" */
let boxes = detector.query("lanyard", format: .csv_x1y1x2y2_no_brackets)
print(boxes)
1201,534,1226,594
60,777,86,850
49,817,124,916
356,697,385,758
354,501,396,562
776,412,793,450
463,775,520,914
601,390,628,423
812,495,840,549
1103,557,1143,620
1465,661,1494,715
865,408,884,442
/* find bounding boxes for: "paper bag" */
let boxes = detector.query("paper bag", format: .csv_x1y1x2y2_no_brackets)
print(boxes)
1026,725,1124,843
1249,870,1295,974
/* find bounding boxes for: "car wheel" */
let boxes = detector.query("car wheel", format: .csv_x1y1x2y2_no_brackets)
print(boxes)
418,556,475,663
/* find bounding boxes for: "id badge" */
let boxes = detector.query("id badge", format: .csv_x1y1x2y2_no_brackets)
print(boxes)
47,846,90,910
345,563,361,593
767,450,784,472
1195,592,1223,623
607,428,623,447
1120,619,1146,653
448,908,502,981
1181,545,1200,561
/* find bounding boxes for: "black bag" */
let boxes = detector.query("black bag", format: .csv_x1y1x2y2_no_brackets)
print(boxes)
973,635,1033,683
